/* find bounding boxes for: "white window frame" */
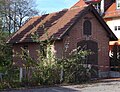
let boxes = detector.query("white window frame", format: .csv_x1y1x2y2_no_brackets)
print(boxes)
114,26,120,31
115,26,117,31
116,0,120,9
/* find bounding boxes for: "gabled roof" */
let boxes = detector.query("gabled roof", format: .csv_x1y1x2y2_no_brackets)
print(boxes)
7,5,117,44
71,0,87,9
71,0,114,11
104,2,120,18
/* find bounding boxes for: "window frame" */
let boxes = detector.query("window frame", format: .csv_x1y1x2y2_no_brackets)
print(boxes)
114,26,120,31
115,26,117,31
116,0,120,9
118,26,120,30
83,20,92,36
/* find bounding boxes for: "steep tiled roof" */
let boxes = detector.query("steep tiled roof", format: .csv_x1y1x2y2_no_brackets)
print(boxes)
72,0,114,12
104,2,120,18
71,0,88,9
7,5,117,44
7,6,86,43
7,10,68,43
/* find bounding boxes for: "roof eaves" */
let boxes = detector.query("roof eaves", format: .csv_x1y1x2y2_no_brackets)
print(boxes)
6,17,38,44
59,5,91,40
90,5,118,41
104,15,120,19
59,4,117,41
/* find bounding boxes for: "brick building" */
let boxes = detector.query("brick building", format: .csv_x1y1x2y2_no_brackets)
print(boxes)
103,0,120,50
7,3,117,77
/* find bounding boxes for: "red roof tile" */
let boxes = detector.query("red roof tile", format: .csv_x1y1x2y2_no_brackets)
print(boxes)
7,5,117,43
104,2,120,18
71,0,88,9
7,6,85,43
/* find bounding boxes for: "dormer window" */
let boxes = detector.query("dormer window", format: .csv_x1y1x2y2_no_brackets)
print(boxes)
117,0,120,9
83,20,92,35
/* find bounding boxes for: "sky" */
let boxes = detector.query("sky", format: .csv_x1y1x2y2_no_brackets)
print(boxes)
36,0,79,14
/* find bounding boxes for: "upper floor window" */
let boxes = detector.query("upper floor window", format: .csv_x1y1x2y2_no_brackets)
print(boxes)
94,2,101,13
115,26,117,31
118,26,120,30
83,20,92,35
117,0,120,9
114,26,120,31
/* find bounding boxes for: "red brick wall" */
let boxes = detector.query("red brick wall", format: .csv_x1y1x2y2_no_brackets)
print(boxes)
55,12,110,72
13,43,39,67
54,40,64,59
13,11,110,73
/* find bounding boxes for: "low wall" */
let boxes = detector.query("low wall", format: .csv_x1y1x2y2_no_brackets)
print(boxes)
109,71,120,78
99,71,109,78
98,71,120,78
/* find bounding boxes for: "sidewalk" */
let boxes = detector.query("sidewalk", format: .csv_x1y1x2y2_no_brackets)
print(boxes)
98,77,120,82
1,78,120,92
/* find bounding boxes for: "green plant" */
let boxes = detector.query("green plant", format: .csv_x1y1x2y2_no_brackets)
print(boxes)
60,48,94,83
0,23,96,89
31,41,61,85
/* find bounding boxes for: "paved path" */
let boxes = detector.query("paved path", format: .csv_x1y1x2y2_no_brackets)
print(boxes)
1,81,120,92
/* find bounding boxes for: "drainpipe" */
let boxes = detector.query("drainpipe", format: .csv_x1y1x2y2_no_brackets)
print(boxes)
100,0,104,14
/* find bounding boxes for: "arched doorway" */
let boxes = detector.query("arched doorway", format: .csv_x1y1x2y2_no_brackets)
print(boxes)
77,40,98,78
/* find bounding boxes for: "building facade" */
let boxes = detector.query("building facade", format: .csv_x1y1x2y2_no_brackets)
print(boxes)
7,1,117,78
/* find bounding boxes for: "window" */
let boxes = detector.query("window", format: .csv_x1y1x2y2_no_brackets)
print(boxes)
114,26,120,31
115,26,117,31
83,20,92,35
117,0,120,9
94,2,101,13
118,26,120,30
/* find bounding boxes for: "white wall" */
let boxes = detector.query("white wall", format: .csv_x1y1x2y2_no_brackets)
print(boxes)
100,0,104,14
106,18,120,39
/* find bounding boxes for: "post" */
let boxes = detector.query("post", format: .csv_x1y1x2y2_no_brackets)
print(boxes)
19,67,23,82
0,73,3,81
60,67,64,83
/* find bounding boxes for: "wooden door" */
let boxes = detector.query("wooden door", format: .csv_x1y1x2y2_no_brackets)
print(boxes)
77,40,98,78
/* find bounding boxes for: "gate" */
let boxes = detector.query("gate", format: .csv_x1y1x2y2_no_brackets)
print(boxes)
110,44,119,71
77,40,98,78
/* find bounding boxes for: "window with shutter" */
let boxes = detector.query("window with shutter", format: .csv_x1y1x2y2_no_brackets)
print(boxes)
83,20,92,35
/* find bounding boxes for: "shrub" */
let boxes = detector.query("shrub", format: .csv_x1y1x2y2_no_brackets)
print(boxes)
59,49,93,83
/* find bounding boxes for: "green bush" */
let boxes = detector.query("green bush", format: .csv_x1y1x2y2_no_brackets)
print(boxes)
0,28,96,89
61,50,93,83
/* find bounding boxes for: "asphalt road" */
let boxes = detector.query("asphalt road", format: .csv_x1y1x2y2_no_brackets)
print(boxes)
1,81,120,92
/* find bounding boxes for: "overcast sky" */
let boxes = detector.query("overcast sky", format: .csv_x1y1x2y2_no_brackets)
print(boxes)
36,0,79,14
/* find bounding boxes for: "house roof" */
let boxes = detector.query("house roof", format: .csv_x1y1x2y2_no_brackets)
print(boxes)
71,0,113,11
7,5,117,44
71,0,87,9
104,2,120,18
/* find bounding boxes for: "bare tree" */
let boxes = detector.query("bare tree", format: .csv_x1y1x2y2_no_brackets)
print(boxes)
1,0,39,35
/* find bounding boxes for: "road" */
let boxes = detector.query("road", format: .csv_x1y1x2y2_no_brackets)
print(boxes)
1,81,120,92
